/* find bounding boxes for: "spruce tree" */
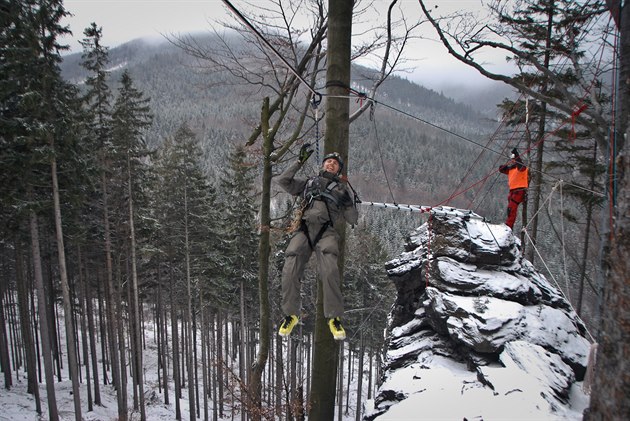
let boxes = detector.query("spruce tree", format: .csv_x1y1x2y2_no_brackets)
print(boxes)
219,145,259,309
1,1,87,419
153,123,222,419
219,145,259,410
78,21,114,407
111,69,153,421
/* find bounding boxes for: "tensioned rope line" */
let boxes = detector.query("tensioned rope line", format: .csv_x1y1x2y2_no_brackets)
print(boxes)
370,108,397,204
465,95,532,210
335,89,607,204
522,229,595,344
223,0,606,202
221,0,321,99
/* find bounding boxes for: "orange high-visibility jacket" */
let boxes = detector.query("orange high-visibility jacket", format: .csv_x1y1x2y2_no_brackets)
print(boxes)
499,162,529,190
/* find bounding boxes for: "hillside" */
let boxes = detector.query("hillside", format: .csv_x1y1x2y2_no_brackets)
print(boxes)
61,35,506,254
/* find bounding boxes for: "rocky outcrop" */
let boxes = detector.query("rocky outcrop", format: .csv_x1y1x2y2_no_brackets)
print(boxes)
365,214,592,420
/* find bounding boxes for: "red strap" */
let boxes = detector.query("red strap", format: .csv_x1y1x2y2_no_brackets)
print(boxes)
570,103,588,141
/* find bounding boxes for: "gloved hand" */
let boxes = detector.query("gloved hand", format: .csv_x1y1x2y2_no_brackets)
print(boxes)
298,143,314,164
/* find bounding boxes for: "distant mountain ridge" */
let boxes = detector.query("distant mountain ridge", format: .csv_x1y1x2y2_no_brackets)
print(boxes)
62,34,507,252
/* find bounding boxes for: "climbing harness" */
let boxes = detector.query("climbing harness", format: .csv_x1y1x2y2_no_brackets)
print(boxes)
298,174,348,249
300,220,331,250
303,175,342,208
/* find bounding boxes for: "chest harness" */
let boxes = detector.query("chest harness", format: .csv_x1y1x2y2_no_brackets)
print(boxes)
300,175,341,249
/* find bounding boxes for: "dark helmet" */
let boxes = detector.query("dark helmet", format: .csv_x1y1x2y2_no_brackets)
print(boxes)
322,152,344,172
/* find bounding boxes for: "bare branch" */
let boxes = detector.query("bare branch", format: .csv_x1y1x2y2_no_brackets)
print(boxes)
416,0,614,151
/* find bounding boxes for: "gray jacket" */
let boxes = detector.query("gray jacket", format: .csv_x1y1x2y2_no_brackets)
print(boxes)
276,161,358,228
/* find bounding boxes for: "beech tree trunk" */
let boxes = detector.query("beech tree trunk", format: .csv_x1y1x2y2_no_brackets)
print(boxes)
249,96,273,421
309,1,352,419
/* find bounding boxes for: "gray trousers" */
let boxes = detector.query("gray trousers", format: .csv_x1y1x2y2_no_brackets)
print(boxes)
281,226,344,319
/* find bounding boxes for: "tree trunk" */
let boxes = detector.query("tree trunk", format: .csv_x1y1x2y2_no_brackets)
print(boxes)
157,272,169,405
217,309,224,418
249,96,274,421
309,1,352,419
171,272,182,421
355,334,365,421
183,185,196,421
290,337,299,421
50,155,82,421
15,237,41,412
577,142,599,315
29,210,59,421
76,246,94,411
585,2,630,418
211,311,219,421
526,1,555,263
7,286,21,379
337,343,344,421
116,257,128,420
201,306,209,421
238,280,246,420
0,266,13,391
275,325,283,418
127,154,146,421
84,262,101,404
101,168,124,417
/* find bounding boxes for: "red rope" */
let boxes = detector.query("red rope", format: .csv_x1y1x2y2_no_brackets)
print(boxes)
425,214,433,288
442,13,614,211
570,103,589,141
433,116,573,208
449,93,527,207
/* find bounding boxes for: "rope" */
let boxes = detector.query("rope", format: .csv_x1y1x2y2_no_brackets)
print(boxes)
559,182,571,303
358,202,487,220
363,96,604,201
311,95,322,163
347,293,389,343
460,91,531,208
221,0,320,98
523,181,562,230
425,215,433,288
224,0,608,205
371,113,397,204
521,228,595,344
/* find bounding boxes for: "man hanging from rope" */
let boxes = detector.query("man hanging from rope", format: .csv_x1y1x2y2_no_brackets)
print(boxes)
275,144,359,341
499,148,529,229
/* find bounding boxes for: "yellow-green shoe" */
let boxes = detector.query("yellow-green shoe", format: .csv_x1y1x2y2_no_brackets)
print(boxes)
278,315,299,337
328,318,346,341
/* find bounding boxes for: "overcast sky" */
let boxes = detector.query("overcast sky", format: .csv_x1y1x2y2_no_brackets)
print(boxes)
60,0,499,90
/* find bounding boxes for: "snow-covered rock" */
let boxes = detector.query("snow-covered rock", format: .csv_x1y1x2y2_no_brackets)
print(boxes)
365,215,593,420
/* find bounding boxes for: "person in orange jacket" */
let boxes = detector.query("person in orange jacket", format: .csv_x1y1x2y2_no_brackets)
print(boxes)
499,148,529,229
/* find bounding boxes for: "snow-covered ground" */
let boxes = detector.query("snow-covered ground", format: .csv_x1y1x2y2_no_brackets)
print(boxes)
0,311,375,420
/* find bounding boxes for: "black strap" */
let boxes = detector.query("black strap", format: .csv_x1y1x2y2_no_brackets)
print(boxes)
300,220,331,249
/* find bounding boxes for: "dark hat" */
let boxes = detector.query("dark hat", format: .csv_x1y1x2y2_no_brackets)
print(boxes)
511,148,520,156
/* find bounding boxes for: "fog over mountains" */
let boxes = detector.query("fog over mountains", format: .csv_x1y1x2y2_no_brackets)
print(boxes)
61,34,512,254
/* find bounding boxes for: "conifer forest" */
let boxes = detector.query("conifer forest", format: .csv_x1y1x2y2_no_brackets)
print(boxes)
1,1,628,420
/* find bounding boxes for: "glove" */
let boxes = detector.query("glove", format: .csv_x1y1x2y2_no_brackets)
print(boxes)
298,143,314,164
